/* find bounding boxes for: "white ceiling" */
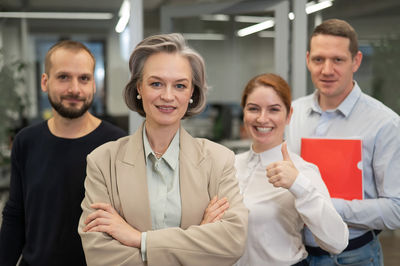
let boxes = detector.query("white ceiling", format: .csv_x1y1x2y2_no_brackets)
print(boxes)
2,0,400,16
1,0,399,34
0,0,239,33
0,0,234,12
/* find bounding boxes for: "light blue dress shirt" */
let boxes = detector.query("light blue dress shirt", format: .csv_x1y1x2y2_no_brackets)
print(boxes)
140,125,181,261
286,82,400,245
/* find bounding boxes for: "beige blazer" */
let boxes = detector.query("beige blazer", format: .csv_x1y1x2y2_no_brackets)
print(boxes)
78,124,248,266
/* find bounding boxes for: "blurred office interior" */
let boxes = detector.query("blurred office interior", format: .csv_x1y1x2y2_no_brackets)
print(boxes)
0,0,399,264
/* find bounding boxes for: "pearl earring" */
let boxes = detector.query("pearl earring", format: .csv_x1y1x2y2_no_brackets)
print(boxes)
137,94,142,100
189,98,193,104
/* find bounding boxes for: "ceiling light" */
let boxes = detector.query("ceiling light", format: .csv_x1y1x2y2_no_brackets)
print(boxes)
115,0,130,33
234,16,273,23
306,0,333,14
237,19,275,37
287,1,332,21
0,12,113,20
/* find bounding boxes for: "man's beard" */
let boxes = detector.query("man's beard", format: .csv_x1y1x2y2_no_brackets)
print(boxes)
48,93,93,119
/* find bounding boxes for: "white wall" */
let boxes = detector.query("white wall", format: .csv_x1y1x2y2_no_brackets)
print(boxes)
106,30,130,116
188,36,275,104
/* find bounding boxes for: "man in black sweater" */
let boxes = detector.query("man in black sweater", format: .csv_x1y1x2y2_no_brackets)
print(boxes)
0,40,126,266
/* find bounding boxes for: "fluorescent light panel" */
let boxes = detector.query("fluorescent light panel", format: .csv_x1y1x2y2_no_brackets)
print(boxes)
237,19,275,37
234,16,273,23
306,0,333,14
288,1,333,21
115,0,130,33
0,12,113,19
115,15,129,33
237,0,333,36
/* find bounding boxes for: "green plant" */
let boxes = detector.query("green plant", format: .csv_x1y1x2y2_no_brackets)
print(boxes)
0,49,29,165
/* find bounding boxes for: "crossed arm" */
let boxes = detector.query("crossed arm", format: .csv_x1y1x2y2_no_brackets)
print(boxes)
78,149,247,266
82,196,229,248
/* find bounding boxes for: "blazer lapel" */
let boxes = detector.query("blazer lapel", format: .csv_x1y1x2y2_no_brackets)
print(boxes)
116,124,152,232
179,127,209,229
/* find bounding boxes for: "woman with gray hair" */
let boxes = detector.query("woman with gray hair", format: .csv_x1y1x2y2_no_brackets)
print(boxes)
78,33,248,266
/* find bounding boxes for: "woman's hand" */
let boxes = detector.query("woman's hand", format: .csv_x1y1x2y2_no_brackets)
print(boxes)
83,202,142,248
266,142,299,189
200,196,229,225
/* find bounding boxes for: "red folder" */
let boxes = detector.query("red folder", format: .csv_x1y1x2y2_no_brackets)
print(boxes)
301,138,363,200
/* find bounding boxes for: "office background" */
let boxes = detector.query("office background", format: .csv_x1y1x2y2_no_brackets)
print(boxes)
0,0,399,264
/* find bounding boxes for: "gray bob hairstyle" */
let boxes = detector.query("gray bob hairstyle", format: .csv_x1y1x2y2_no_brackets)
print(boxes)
124,33,208,118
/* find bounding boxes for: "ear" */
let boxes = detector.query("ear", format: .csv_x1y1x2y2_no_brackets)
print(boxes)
352,51,363,73
286,106,293,125
41,73,49,93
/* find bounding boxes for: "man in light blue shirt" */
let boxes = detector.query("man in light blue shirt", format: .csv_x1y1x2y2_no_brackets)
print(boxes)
286,19,400,266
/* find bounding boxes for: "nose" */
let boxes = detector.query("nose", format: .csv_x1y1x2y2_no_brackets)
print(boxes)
321,60,334,75
256,109,269,123
68,78,80,94
160,86,174,102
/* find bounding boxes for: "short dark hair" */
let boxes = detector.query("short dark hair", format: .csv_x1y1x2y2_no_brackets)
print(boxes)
124,33,208,118
309,19,359,58
45,40,96,74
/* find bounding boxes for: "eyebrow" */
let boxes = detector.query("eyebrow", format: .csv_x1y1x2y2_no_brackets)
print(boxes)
54,71,92,76
310,53,347,58
147,75,190,83
246,103,281,108
54,71,70,75
175,78,190,83
80,73,93,77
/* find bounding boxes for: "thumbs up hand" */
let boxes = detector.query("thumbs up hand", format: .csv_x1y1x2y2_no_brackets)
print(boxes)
266,142,299,189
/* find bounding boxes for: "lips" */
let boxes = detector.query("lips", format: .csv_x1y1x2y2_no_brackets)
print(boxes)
320,79,336,84
157,105,176,112
61,95,85,102
62,98,84,105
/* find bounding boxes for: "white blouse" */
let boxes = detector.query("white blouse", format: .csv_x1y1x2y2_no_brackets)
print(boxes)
235,143,348,266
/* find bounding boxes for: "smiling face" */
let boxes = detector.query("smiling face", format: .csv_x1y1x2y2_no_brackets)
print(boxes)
41,48,96,119
307,34,362,110
243,86,292,153
137,52,193,130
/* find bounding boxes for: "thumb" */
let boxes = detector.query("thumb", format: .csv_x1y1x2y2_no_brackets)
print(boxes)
281,142,292,162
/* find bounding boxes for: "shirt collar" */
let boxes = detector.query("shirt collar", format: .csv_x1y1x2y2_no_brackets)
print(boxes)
259,144,282,166
338,82,361,117
309,81,361,117
247,143,283,167
246,147,259,164
143,125,180,170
